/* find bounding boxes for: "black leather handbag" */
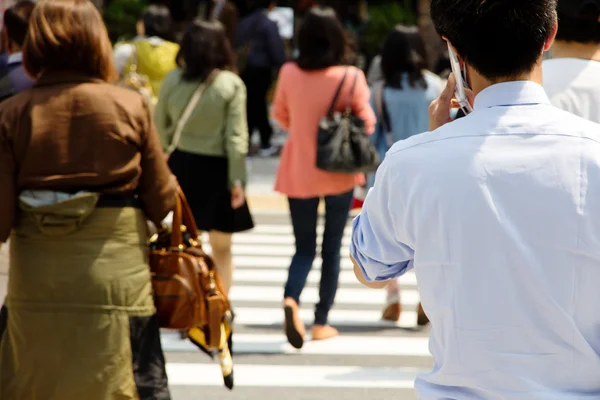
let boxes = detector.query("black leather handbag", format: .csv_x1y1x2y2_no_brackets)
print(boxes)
316,67,380,174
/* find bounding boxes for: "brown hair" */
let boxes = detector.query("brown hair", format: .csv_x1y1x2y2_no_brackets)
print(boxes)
22,0,117,81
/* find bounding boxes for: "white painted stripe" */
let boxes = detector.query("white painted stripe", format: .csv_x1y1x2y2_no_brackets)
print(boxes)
206,243,350,257
233,255,356,270
232,307,419,329
234,269,417,286
249,224,353,236
161,332,430,356
167,363,420,388
230,286,420,306
232,233,351,246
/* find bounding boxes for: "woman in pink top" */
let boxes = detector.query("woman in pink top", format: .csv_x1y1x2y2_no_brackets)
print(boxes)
271,6,376,349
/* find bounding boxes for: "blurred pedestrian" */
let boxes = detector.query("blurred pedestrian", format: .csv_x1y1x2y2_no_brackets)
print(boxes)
0,0,177,398
203,0,239,46
0,0,35,102
113,4,179,101
155,20,254,295
544,0,600,122
236,0,286,157
353,0,600,397
369,25,443,323
272,6,376,348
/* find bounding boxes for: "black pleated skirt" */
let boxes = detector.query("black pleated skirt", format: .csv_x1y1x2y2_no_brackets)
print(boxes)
168,150,254,233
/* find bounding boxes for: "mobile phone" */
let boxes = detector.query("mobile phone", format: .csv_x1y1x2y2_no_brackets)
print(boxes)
447,42,473,114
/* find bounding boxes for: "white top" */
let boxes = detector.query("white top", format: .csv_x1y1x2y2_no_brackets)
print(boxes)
351,81,600,399
543,58,600,123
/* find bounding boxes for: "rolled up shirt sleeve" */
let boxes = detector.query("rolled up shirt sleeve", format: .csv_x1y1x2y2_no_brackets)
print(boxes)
350,157,415,282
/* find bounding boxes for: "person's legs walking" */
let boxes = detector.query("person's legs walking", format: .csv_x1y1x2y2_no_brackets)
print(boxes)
243,69,258,150
313,190,353,340
382,279,402,321
283,196,319,349
208,231,234,295
255,68,274,153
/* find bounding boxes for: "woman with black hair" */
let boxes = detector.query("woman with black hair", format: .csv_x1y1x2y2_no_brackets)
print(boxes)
154,20,254,296
113,4,180,101
368,25,443,324
271,6,376,348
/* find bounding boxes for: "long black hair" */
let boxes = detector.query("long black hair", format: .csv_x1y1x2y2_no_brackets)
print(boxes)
177,19,235,81
380,25,428,90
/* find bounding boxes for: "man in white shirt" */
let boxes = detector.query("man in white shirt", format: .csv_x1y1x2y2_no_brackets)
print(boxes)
351,0,600,399
544,0,600,122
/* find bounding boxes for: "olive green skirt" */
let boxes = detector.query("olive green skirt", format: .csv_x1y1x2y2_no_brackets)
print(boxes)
0,195,170,400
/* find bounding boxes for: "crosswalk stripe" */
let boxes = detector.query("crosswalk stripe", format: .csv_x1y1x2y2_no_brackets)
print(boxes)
233,255,357,269
230,286,420,306
207,243,350,257
248,224,353,236
161,332,430,356
167,364,421,388
233,233,351,246
233,269,417,286
231,307,418,329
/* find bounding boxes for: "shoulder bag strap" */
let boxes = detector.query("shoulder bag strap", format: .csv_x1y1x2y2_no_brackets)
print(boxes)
327,66,349,117
128,42,139,75
373,81,393,145
344,67,359,115
166,70,220,156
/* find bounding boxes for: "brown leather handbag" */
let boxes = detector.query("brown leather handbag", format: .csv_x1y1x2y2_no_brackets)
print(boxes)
149,189,230,349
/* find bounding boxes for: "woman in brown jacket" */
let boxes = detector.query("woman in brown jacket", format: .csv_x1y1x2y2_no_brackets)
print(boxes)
0,0,177,399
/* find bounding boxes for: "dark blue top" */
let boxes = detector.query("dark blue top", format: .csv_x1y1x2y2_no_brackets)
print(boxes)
235,10,286,69
0,54,35,102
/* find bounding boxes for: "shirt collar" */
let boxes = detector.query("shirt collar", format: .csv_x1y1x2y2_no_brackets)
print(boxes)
7,52,22,65
474,81,551,110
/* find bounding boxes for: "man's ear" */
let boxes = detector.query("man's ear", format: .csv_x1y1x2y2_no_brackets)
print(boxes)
544,14,558,52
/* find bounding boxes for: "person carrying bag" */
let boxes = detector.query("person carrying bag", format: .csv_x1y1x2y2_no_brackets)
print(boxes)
316,66,380,174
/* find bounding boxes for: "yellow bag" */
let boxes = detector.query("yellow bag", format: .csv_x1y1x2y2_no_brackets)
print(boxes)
123,39,179,103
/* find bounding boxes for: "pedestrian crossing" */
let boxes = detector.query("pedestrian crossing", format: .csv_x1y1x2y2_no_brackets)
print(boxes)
163,211,432,400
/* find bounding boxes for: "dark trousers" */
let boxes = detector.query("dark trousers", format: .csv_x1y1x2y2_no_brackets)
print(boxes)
242,65,274,149
284,190,354,325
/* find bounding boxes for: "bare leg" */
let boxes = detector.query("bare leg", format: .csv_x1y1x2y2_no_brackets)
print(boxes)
208,230,234,295
386,279,400,305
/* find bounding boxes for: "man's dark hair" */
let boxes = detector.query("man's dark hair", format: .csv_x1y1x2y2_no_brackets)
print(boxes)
556,1,600,43
430,0,557,80
4,0,36,47
142,4,174,41
296,6,350,71
381,25,428,90
177,20,234,81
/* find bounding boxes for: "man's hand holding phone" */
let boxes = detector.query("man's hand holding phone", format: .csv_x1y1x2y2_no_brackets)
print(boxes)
429,70,475,131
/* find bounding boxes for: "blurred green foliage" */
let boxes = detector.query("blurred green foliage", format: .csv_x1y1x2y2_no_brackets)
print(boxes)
103,0,149,43
364,2,417,58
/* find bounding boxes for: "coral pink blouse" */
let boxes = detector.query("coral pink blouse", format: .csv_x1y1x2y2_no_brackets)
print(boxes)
272,63,376,199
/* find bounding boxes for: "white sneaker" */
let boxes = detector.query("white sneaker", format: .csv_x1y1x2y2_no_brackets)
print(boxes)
258,146,278,157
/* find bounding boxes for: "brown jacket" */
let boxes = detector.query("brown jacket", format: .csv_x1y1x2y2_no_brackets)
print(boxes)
0,71,177,242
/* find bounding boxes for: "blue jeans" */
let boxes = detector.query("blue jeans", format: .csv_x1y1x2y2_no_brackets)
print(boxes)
284,190,353,325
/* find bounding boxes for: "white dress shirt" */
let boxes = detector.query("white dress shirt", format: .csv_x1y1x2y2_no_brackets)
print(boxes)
351,81,600,399
543,58,600,124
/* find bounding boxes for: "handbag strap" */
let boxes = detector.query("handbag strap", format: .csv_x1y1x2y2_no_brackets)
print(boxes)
326,66,349,117
166,69,220,156
169,188,202,249
344,68,359,114
373,81,393,146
